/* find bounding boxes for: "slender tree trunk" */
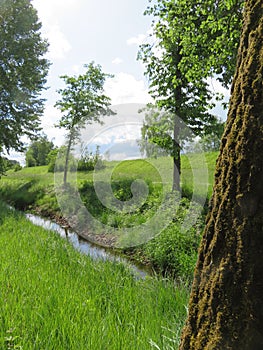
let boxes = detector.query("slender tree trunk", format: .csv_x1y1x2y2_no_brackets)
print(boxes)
172,131,181,191
180,1,263,348
63,132,73,185
173,65,182,192
173,153,180,191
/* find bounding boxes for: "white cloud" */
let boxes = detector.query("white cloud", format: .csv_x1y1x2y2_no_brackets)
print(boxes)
41,73,151,147
112,57,123,65
127,34,147,46
32,0,74,60
104,73,151,105
91,124,142,146
41,105,60,126
45,24,72,60
79,107,145,161
78,104,146,160
32,0,79,21
72,64,81,74
7,150,26,166
40,105,65,146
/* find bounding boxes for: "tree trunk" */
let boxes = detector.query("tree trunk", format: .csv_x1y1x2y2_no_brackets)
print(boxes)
63,132,73,185
180,1,263,348
172,144,181,191
173,81,182,192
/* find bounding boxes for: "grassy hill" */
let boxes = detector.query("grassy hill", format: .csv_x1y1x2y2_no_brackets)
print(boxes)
0,151,218,207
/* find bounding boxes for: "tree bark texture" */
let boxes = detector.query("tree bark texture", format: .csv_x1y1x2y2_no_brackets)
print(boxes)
180,1,263,349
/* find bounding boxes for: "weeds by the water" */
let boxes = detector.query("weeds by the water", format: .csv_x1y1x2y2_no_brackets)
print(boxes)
0,202,189,349
0,153,218,281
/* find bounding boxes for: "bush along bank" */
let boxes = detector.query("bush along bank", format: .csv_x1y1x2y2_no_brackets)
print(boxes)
123,196,204,284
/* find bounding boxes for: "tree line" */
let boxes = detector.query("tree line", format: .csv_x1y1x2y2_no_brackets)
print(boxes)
25,135,104,173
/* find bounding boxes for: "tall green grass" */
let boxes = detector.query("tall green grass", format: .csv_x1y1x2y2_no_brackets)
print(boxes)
0,202,189,349
0,153,218,281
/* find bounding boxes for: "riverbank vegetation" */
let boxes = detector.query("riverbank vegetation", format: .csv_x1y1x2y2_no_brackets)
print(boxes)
0,152,218,283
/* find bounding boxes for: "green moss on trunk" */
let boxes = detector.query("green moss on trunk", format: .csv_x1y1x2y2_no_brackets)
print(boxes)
180,0,263,348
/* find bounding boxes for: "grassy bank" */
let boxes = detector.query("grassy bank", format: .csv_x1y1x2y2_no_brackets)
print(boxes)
0,202,189,349
0,152,218,208
0,152,218,281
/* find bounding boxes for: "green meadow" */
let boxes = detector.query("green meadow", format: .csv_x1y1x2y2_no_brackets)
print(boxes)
0,152,218,281
0,201,188,349
0,152,218,212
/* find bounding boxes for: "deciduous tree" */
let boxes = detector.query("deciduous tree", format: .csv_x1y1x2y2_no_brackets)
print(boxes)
55,62,114,184
138,104,173,158
0,0,49,167
25,134,54,167
139,0,244,190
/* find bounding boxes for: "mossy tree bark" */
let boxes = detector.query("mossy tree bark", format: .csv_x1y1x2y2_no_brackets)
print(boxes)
180,0,263,349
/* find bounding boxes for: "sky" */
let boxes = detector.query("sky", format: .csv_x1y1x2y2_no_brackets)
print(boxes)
31,0,153,146
10,0,230,162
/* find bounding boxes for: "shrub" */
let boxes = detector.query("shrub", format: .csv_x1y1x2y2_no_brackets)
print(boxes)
77,145,105,171
14,164,22,172
144,224,201,282
47,147,76,173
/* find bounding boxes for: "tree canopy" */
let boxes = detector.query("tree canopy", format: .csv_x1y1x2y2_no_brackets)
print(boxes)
0,0,49,157
25,134,55,167
140,0,244,90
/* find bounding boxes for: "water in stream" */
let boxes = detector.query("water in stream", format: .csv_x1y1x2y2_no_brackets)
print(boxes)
25,213,151,279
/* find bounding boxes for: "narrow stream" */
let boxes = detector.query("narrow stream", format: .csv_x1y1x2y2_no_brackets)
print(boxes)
25,213,151,279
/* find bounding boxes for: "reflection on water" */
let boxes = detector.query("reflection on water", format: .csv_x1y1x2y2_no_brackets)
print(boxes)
26,213,150,279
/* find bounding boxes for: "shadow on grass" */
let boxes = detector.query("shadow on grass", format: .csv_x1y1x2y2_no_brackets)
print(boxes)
0,199,25,227
181,184,210,216
0,179,45,211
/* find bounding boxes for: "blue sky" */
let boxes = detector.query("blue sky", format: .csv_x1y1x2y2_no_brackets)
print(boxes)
31,0,154,146
10,0,230,162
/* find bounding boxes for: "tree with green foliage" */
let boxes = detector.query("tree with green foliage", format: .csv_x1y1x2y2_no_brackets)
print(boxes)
185,116,225,153
139,104,224,158
0,0,49,173
55,62,114,184
200,117,225,152
47,148,59,173
138,104,172,158
175,0,244,88
25,134,55,167
180,0,263,347
138,0,244,190
47,146,77,173
0,157,21,172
